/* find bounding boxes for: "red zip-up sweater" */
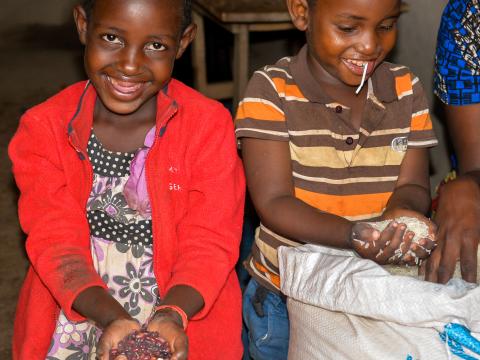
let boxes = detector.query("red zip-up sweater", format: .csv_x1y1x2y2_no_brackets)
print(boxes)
9,80,245,359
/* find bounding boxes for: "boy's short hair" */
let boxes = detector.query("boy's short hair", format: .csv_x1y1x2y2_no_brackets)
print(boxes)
81,0,192,31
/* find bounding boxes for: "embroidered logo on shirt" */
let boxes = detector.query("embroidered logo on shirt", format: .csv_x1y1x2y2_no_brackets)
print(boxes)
391,136,408,152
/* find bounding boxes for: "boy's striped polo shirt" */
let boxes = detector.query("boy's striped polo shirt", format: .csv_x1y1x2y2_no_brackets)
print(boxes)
235,45,438,292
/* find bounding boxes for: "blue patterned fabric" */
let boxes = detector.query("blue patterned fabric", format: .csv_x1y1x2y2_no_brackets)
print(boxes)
434,0,480,105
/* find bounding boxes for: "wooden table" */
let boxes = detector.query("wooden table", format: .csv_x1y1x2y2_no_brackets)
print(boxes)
191,0,294,107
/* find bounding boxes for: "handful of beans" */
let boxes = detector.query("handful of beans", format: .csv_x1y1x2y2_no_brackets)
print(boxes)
109,330,171,360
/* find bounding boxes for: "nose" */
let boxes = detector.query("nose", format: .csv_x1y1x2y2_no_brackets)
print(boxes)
116,46,143,76
356,30,380,56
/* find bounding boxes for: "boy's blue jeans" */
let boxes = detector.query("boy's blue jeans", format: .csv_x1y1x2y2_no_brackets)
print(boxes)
242,278,290,360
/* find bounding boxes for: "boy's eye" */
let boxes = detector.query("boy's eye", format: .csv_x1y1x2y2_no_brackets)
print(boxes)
337,25,356,33
146,42,166,51
102,34,122,44
378,21,397,32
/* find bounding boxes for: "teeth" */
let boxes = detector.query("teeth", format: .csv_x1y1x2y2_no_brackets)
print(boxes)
347,59,368,67
108,76,142,93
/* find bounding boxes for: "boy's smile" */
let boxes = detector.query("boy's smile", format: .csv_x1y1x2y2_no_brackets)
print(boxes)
289,0,400,89
74,0,195,116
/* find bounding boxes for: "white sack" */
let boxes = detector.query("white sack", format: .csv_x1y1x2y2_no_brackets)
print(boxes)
278,245,480,360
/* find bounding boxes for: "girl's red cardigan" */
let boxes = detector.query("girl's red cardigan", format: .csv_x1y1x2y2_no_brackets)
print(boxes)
9,80,245,360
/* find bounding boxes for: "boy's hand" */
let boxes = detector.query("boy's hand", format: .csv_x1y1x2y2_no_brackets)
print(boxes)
352,211,436,265
96,317,141,360
382,209,437,264
351,221,411,264
147,310,189,360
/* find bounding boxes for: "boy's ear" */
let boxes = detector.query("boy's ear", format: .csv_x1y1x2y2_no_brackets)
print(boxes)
176,23,197,59
287,0,309,31
73,5,88,45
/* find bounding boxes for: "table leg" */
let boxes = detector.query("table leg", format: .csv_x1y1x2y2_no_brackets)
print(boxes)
233,25,249,110
191,10,207,92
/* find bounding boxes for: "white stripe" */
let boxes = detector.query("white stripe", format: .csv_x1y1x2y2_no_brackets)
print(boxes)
326,102,350,110
289,129,359,140
278,56,292,63
359,127,370,136
259,252,278,274
235,128,289,137
289,127,410,137
369,127,410,136
345,211,384,221
412,109,429,118
408,139,438,147
255,70,278,91
265,67,293,79
261,225,301,246
398,90,413,100
240,97,285,115
279,94,309,102
390,66,407,71
412,77,419,85
293,172,398,184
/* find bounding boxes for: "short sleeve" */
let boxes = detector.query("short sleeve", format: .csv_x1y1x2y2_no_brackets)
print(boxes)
434,0,480,105
235,69,289,142
408,74,438,148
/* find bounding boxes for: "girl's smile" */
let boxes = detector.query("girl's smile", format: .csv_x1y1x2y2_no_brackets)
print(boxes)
104,75,149,101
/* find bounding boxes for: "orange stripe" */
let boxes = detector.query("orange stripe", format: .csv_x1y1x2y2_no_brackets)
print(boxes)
271,78,306,99
236,101,285,121
395,73,412,97
411,113,433,131
254,261,280,288
295,187,391,217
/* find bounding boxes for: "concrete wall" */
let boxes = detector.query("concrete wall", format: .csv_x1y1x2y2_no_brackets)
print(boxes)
0,0,76,30
392,0,450,188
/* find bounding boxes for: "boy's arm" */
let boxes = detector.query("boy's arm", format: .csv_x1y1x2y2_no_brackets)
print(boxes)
242,137,354,248
382,147,431,217
426,104,480,283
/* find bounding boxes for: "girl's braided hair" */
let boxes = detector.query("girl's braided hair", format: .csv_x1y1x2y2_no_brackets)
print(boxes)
81,0,192,31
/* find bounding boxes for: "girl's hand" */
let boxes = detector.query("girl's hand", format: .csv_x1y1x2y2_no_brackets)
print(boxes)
382,209,437,264
147,309,189,360
96,317,141,360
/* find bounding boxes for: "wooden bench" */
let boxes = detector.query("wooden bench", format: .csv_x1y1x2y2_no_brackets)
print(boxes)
191,0,294,107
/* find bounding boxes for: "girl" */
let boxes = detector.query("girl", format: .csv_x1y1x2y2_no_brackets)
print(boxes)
9,0,245,359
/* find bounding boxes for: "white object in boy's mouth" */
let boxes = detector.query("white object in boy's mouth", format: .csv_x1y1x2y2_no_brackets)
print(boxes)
355,63,368,95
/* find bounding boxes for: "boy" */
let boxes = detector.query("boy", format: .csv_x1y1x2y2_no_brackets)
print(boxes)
235,0,437,358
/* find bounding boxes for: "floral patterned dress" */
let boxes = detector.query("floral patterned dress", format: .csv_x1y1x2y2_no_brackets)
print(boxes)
47,129,158,360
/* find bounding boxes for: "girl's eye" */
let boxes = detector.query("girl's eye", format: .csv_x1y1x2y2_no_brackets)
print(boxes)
146,42,166,51
102,34,121,44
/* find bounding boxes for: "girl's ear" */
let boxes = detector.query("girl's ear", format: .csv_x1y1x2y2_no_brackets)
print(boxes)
176,23,197,59
287,0,310,31
73,5,88,45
